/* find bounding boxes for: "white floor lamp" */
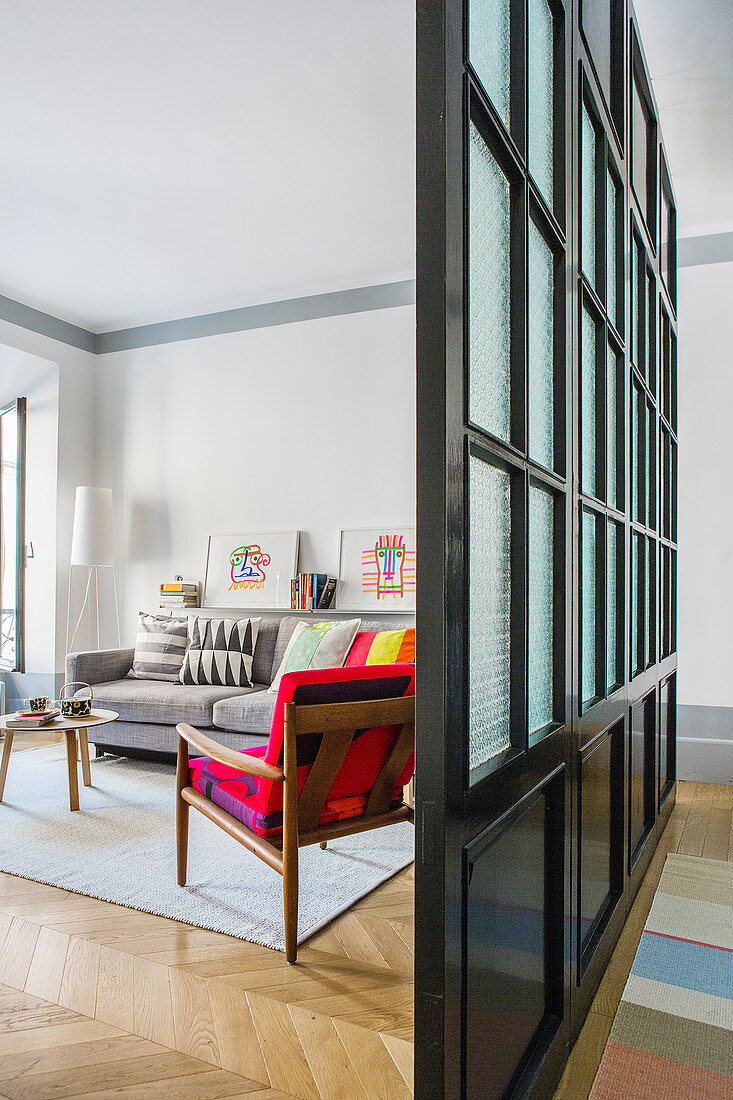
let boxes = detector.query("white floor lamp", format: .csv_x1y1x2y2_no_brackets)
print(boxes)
66,486,121,654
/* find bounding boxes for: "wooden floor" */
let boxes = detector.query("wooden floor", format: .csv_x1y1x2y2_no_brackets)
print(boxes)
553,778,733,1100
0,731,414,1099
0,732,729,1099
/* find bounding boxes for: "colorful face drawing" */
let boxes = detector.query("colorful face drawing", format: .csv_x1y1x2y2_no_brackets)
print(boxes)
360,532,416,601
229,544,271,590
374,535,406,598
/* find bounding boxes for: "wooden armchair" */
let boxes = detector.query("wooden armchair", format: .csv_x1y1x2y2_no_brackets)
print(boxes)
175,664,415,962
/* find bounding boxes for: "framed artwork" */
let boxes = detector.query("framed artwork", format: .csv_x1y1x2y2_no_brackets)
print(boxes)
203,531,299,609
336,526,416,611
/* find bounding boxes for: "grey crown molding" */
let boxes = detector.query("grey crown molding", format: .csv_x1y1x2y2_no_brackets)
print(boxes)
678,231,733,269
0,279,417,355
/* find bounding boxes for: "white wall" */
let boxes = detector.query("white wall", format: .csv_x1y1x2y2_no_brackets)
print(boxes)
94,304,416,643
677,260,733,781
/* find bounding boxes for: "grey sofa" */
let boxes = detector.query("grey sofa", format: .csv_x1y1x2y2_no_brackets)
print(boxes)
65,616,399,759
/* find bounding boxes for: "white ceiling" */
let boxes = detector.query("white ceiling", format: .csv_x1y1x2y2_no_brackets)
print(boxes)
2,2,730,332
634,0,733,237
0,1,415,331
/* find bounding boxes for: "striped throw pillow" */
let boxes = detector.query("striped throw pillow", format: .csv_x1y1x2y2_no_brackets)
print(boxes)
345,627,415,667
128,613,189,681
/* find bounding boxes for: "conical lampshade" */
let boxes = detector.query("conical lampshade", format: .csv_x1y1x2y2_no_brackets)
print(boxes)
70,486,115,566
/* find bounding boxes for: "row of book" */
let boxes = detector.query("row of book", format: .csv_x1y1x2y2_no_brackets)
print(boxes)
291,573,337,610
159,581,199,611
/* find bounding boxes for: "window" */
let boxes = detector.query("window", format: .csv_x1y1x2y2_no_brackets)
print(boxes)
0,398,26,672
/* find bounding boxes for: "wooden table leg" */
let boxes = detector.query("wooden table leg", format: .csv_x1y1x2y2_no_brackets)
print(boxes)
78,730,92,787
0,732,14,802
64,731,80,811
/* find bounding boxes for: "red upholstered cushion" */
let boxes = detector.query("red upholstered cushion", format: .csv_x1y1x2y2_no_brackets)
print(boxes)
190,665,415,837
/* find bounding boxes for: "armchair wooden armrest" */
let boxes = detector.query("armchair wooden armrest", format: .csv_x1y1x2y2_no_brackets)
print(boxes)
176,723,284,781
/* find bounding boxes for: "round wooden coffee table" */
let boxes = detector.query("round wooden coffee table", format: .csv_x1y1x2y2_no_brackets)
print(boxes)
0,709,119,811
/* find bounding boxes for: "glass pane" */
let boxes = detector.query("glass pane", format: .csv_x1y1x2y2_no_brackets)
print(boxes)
646,270,656,391
631,236,640,367
606,521,617,692
528,221,554,469
671,549,677,649
581,306,597,497
647,402,655,529
469,122,511,442
581,105,596,284
469,455,512,774
582,510,597,707
631,390,638,521
0,406,18,670
670,331,677,431
632,76,648,221
645,538,653,667
528,0,554,204
607,343,618,509
603,167,616,321
631,534,639,674
662,311,670,422
469,0,510,127
529,486,554,734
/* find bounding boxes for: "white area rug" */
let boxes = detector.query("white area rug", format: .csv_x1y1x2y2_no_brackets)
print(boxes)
0,744,414,952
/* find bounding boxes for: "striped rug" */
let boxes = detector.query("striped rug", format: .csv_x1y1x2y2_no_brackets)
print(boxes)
590,854,733,1099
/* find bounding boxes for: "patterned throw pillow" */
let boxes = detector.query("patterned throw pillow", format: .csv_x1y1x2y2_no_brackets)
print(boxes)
128,613,189,681
180,616,261,687
344,627,415,667
268,619,361,694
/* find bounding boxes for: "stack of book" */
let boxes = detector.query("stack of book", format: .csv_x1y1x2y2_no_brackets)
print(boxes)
159,582,199,611
291,574,337,611
7,709,61,729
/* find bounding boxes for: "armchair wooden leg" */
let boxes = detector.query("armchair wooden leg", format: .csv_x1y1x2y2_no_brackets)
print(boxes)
176,793,189,886
283,854,299,964
176,735,190,887
319,840,327,849
283,714,299,963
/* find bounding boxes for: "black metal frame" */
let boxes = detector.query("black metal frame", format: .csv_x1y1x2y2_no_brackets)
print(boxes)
415,0,677,1094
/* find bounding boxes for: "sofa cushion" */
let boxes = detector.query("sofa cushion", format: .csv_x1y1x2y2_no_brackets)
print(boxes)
91,678,268,727
251,618,281,685
180,616,260,687
212,691,277,735
189,746,393,838
345,627,415,667
269,619,361,693
128,613,189,682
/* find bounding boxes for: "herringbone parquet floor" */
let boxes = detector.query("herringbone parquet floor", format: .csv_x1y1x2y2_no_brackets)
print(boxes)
0,732,414,1099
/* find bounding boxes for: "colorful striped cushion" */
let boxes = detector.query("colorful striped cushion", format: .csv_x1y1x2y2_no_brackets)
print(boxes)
345,627,415,667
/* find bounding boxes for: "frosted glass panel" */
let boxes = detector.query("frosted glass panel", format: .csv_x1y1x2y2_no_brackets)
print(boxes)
632,388,640,522
469,0,510,127
606,172,618,325
632,237,641,367
469,122,511,441
631,535,639,673
528,0,554,204
529,487,554,734
607,521,618,692
645,538,653,666
469,455,512,774
607,343,618,509
581,307,597,497
581,106,596,284
528,221,554,469
582,510,597,707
